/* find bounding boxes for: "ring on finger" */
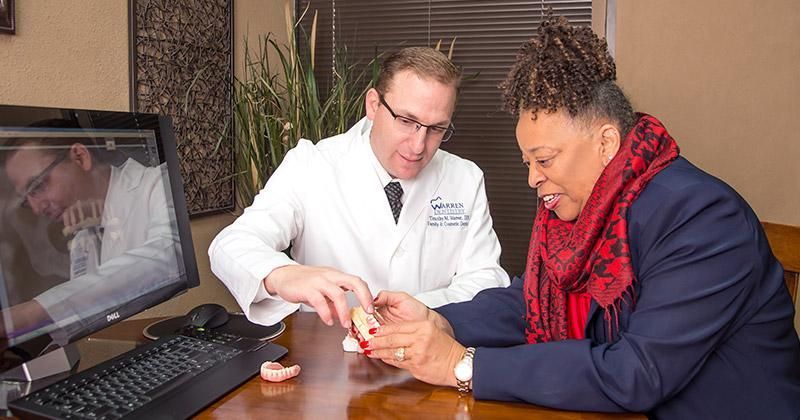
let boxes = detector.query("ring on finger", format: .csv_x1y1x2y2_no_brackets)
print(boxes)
394,347,406,362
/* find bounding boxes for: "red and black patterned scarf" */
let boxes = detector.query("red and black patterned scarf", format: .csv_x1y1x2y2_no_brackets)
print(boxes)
524,114,679,343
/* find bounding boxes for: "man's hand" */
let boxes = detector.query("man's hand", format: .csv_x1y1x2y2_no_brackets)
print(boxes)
264,265,374,328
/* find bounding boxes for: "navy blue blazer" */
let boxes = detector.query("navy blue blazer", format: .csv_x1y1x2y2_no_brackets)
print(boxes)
437,157,800,419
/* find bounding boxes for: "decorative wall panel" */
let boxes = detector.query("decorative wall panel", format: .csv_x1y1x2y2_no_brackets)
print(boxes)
130,0,234,215
0,0,15,34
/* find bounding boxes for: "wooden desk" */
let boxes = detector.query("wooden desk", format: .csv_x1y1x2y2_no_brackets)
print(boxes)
90,313,643,419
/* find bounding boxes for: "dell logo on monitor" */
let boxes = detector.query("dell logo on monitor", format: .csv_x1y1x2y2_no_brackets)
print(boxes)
106,312,121,323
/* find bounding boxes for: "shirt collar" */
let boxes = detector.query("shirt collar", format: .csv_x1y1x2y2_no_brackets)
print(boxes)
362,119,412,200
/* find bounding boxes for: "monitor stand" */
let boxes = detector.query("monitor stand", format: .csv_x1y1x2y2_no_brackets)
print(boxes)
0,344,79,415
0,344,79,382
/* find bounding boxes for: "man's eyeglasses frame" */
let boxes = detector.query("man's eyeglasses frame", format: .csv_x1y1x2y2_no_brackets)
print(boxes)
18,149,70,209
378,93,455,143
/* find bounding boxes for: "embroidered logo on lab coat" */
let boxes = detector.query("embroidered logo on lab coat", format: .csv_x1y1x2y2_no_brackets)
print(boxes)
428,196,470,228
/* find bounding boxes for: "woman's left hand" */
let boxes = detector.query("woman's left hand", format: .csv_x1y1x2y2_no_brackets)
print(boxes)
365,319,465,387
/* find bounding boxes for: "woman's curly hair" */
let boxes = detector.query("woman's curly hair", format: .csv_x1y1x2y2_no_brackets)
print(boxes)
501,14,635,135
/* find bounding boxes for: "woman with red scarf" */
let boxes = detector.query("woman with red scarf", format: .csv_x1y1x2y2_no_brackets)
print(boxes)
362,15,800,418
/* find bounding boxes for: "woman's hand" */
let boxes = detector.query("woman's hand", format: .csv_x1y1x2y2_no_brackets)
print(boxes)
366,320,465,387
372,291,430,324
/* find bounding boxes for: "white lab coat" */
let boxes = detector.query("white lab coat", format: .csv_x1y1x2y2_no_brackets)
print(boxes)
33,159,183,342
209,118,509,326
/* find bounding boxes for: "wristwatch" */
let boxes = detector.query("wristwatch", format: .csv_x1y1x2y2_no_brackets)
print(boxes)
454,347,475,394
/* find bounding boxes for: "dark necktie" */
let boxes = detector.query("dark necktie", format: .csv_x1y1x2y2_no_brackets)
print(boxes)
384,181,403,224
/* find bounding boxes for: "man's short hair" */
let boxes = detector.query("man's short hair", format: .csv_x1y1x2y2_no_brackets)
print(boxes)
376,47,462,94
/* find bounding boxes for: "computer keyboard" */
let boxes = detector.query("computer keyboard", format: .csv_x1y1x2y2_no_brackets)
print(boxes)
9,327,288,419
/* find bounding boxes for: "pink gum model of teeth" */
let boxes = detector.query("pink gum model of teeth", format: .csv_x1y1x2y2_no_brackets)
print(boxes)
350,306,383,341
260,362,301,382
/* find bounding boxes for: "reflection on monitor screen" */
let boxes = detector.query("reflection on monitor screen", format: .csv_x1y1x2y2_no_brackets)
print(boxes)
0,106,198,377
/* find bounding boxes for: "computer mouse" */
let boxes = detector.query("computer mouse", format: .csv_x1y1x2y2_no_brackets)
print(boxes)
185,303,230,329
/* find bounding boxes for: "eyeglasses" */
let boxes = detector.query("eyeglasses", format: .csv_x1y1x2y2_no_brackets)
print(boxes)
378,93,455,142
18,150,69,209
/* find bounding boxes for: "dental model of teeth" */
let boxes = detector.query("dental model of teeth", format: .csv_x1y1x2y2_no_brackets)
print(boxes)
350,306,383,341
343,306,385,352
62,199,104,237
260,361,301,382
342,334,359,352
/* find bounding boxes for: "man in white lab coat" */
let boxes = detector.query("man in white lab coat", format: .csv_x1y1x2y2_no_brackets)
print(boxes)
209,47,509,328
1,138,183,343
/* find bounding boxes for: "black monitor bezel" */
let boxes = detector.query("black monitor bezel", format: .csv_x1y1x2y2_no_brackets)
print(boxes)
0,104,200,370
154,114,201,291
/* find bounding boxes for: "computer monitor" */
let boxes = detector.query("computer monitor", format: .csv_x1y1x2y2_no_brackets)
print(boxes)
0,104,199,381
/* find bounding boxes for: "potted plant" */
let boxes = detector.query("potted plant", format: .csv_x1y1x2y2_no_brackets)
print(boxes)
226,6,381,209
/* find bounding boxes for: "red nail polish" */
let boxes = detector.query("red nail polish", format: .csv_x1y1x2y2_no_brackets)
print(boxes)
368,328,377,335
364,349,372,356
359,341,369,349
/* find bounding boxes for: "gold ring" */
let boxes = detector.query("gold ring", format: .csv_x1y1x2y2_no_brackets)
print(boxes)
394,347,406,362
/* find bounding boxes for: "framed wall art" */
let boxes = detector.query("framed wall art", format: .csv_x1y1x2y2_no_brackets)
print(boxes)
129,0,234,216
0,0,15,34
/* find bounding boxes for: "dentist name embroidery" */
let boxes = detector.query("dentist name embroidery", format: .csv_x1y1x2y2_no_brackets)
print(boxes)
428,196,469,228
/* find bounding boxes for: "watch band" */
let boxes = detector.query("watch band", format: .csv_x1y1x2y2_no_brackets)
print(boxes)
456,347,475,394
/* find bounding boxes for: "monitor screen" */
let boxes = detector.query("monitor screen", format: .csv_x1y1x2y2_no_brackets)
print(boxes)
0,105,199,375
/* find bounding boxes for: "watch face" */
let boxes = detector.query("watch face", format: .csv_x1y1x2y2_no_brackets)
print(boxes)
454,361,472,382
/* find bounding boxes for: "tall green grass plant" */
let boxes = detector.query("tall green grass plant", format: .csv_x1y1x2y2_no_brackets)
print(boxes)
229,6,380,208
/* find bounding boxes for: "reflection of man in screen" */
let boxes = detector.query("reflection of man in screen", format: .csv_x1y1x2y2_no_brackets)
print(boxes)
0,132,183,345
